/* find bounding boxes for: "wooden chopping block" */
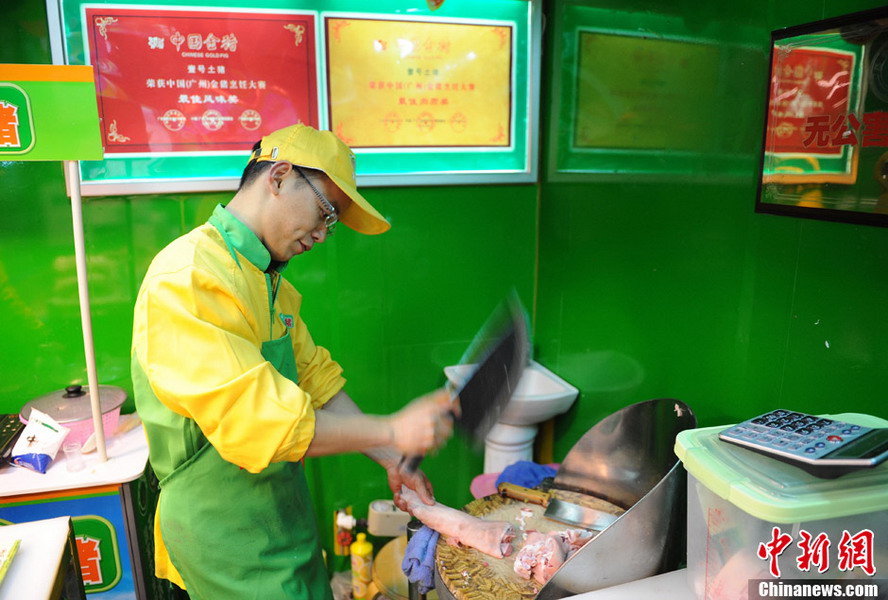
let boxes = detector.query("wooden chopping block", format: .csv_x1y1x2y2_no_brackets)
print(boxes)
434,493,621,600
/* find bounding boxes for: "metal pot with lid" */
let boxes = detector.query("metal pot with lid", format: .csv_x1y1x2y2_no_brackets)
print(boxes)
21,384,127,445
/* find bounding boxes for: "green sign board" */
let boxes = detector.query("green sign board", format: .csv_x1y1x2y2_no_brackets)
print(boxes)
0,64,102,161
548,4,760,181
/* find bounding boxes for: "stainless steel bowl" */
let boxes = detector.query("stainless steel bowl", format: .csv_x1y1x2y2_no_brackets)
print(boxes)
537,398,696,598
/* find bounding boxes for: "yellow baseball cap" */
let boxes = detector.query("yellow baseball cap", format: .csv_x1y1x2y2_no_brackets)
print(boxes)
251,124,390,235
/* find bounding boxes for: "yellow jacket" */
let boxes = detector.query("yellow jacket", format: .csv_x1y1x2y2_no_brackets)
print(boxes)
132,204,345,587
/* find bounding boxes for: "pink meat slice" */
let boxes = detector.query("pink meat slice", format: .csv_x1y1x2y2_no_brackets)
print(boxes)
513,529,594,585
513,531,567,584
400,486,515,559
561,528,594,551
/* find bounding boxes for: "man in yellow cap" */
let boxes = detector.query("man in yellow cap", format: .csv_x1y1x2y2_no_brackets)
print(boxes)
131,124,453,599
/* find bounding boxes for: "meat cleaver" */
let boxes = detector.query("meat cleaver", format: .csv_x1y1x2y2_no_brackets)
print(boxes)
403,295,529,472
497,482,621,531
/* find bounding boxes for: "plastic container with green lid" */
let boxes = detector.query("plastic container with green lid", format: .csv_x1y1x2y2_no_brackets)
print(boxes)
674,413,888,600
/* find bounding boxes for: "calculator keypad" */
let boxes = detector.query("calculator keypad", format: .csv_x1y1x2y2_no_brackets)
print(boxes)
0,413,24,458
720,410,871,460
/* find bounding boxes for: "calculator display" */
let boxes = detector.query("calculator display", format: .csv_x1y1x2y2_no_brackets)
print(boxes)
824,428,888,459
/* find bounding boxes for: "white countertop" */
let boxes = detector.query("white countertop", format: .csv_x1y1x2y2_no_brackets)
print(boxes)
0,516,74,600
566,569,695,600
0,425,149,498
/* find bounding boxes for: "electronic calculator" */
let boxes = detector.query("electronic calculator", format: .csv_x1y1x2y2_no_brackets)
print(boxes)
718,409,888,479
0,413,24,462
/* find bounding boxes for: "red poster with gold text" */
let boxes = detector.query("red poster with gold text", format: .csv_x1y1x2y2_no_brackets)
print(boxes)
766,47,854,156
84,7,318,154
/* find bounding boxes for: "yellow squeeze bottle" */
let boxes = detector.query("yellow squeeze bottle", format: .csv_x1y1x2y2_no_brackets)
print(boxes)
350,533,373,600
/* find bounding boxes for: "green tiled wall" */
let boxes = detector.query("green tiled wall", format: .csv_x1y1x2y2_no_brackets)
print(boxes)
536,0,888,463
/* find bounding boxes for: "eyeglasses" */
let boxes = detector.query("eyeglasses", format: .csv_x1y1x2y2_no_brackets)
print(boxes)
293,165,338,236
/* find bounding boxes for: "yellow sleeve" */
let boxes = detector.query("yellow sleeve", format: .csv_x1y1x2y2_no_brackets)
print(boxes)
279,287,346,410
139,265,317,472
294,326,346,410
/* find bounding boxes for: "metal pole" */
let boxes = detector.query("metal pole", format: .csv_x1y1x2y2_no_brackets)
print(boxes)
65,160,108,462
406,518,426,600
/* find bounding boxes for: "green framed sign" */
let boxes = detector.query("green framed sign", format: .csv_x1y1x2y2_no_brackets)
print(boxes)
0,64,102,161
47,0,540,195
547,3,760,181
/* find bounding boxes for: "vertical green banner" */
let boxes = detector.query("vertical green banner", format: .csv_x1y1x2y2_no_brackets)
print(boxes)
0,63,102,161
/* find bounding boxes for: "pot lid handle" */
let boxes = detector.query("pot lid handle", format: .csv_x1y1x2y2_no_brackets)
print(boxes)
64,385,87,398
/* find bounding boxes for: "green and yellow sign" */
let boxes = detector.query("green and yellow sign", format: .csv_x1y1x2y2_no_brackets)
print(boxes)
0,64,102,161
73,515,123,593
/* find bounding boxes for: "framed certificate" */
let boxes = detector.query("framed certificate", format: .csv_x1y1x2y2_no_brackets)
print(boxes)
326,17,513,149
48,2,322,195
46,0,540,195
546,3,761,181
83,7,319,155
755,5,888,227
760,45,860,185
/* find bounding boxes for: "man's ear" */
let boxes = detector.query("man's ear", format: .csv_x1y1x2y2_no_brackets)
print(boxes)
267,161,292,192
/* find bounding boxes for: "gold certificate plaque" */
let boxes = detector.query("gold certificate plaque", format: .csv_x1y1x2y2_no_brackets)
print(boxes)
326,17,513,148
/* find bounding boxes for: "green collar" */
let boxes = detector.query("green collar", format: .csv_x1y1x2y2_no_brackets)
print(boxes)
208,204,288,273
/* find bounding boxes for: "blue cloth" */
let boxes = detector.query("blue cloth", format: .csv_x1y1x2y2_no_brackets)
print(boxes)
495,460,557,489
401,525,440,594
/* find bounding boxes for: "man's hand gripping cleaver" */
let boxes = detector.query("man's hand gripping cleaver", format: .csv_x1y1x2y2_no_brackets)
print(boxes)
402,293,530,473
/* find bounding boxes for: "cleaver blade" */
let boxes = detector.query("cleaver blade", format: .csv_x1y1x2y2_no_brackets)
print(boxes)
402,294,529,473
452,319,528,447
498,482,619,531
544,496,620,531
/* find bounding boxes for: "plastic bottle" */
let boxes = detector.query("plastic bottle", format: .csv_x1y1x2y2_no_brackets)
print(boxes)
350,532,373,600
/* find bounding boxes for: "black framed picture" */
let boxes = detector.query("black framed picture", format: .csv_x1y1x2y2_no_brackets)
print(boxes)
755,6,888,227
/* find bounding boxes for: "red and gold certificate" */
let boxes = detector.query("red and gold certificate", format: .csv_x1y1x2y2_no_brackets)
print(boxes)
84,7,318,154
326,17,513,148
766,47,855,156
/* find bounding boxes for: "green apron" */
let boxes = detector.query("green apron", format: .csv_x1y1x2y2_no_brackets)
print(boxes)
157,246,331,599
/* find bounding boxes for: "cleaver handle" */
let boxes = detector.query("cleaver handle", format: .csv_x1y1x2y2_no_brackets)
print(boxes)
497,482,551,506
401,454,423,474
400,405,457,474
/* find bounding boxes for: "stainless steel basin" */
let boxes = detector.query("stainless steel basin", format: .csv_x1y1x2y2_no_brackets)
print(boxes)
433,398,696,600
536,398,697,599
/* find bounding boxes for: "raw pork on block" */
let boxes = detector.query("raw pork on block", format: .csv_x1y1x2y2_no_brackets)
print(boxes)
400,486,515,559
513,529,594,585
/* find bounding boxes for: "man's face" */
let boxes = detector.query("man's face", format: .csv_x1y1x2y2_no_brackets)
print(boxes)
264,164,352,262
